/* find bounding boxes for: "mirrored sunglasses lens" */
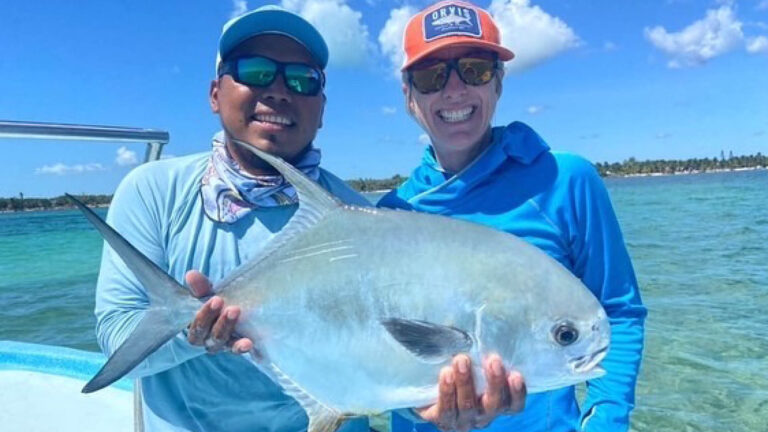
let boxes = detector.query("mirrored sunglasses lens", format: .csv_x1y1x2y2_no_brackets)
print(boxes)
411,64,448,93
284,65,322,95
458,58,496,85
237,57,277,86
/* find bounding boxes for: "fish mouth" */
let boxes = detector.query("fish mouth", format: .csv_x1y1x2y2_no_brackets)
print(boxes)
570,345,609,374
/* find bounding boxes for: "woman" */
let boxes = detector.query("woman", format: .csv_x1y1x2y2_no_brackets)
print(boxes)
380,2,646,431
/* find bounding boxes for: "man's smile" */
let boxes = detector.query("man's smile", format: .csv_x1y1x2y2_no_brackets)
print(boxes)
251,113,295,127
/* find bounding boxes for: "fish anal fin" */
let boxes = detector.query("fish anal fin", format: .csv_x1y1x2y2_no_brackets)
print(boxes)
263,362,347,432
381,318,473,363
308,411,346,432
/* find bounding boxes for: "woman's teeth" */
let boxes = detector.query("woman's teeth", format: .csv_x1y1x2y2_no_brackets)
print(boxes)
438,106,474,123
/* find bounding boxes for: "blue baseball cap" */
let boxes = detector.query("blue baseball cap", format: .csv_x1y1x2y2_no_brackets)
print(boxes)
216,5,329,71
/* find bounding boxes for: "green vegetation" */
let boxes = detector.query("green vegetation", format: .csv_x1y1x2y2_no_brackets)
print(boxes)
0,194,111,212
346,174,407,192
595,152,767,177
2,153,765,212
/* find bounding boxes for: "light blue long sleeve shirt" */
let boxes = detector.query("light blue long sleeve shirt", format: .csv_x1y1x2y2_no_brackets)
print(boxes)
379,122,647,432
95,151,371,431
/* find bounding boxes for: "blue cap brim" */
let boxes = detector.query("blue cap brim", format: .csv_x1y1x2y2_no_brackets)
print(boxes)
219,6,329,69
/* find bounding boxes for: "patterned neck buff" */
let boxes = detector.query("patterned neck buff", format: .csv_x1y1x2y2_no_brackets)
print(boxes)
200,131,321,224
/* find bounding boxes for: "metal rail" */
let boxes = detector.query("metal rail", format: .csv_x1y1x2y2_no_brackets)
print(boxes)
0,120,169,163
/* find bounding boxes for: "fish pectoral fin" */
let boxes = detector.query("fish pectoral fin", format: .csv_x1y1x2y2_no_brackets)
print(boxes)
263,361,346,432
381,318,474,363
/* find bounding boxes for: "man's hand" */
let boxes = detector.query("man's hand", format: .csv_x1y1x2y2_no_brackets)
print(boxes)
185,270,254,354
415,354,526,432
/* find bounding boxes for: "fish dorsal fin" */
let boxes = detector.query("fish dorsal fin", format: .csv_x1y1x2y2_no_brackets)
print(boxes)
232,139,341,220
381,318,474,363
210,141,346,291
263,361,348,432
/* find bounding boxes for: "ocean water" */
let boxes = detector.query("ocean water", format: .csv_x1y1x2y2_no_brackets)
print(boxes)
1,170,766,431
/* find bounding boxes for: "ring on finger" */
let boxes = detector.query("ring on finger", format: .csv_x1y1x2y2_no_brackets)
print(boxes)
188,326,206,340
205,337,224,350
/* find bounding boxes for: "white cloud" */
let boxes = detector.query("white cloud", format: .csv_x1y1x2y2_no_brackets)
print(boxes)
526,105,545,115
746,35,768,54
644,5,744,68
418,133,431,145
603,41,618,51
379,6,417,78
35,163,106,175
381,106,397,115
757,0,768,11
282,0,373,67
489,0,581,73
656,132,673,139
116,146,139,166
230,0,248,19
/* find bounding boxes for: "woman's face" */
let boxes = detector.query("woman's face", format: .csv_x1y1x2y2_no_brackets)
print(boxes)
405,46,501,170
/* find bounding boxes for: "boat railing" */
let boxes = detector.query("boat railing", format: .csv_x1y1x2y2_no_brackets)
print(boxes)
0,120,166,430
0,120,169,163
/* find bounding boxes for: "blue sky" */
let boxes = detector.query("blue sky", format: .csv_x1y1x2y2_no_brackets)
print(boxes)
1,0,767,197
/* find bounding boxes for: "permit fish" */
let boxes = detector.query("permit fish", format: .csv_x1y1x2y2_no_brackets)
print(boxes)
69,140,610,432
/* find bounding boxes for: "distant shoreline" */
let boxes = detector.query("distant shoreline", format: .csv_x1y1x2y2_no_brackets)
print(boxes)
2,166,765,214
0,203,108,214
604,165,766,178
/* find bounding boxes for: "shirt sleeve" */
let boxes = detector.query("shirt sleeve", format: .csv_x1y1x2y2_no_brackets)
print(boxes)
94,167,205,378
565,159,647,431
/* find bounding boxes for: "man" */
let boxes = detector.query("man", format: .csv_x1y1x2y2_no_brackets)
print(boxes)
95,5,522,431
95,6,368,431
381,1,646,431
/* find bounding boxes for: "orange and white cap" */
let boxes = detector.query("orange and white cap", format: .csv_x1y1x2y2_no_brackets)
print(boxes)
402,1,514,70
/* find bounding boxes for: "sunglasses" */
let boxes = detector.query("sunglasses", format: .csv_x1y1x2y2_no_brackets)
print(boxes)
219,55,325,96
408,54,500,94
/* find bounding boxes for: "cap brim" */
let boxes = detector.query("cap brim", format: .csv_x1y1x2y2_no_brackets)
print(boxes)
402,39,514,70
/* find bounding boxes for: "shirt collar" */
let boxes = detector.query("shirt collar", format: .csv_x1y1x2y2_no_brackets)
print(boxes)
406,121,550,206
421,121,550,174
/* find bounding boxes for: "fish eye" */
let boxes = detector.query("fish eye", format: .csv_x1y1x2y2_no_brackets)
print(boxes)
553,322,579,346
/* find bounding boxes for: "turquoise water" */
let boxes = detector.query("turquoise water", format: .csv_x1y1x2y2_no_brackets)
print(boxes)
1,170,766,431
610,170,768,431
0,208,106,350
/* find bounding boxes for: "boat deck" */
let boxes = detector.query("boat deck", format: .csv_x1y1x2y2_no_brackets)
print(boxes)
0,340,134,432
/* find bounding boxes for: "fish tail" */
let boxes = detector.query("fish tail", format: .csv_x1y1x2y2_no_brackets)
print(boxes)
65,194,198,393
82,307,190,393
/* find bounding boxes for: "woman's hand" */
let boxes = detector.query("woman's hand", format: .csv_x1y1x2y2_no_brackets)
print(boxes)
415,354,526,431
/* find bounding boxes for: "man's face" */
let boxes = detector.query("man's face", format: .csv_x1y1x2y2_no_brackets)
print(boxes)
210,34,324,172
406,46,500,161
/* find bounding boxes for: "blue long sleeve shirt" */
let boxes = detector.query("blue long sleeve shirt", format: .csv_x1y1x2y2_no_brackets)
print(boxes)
379,122,647,432
95,151,371,432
